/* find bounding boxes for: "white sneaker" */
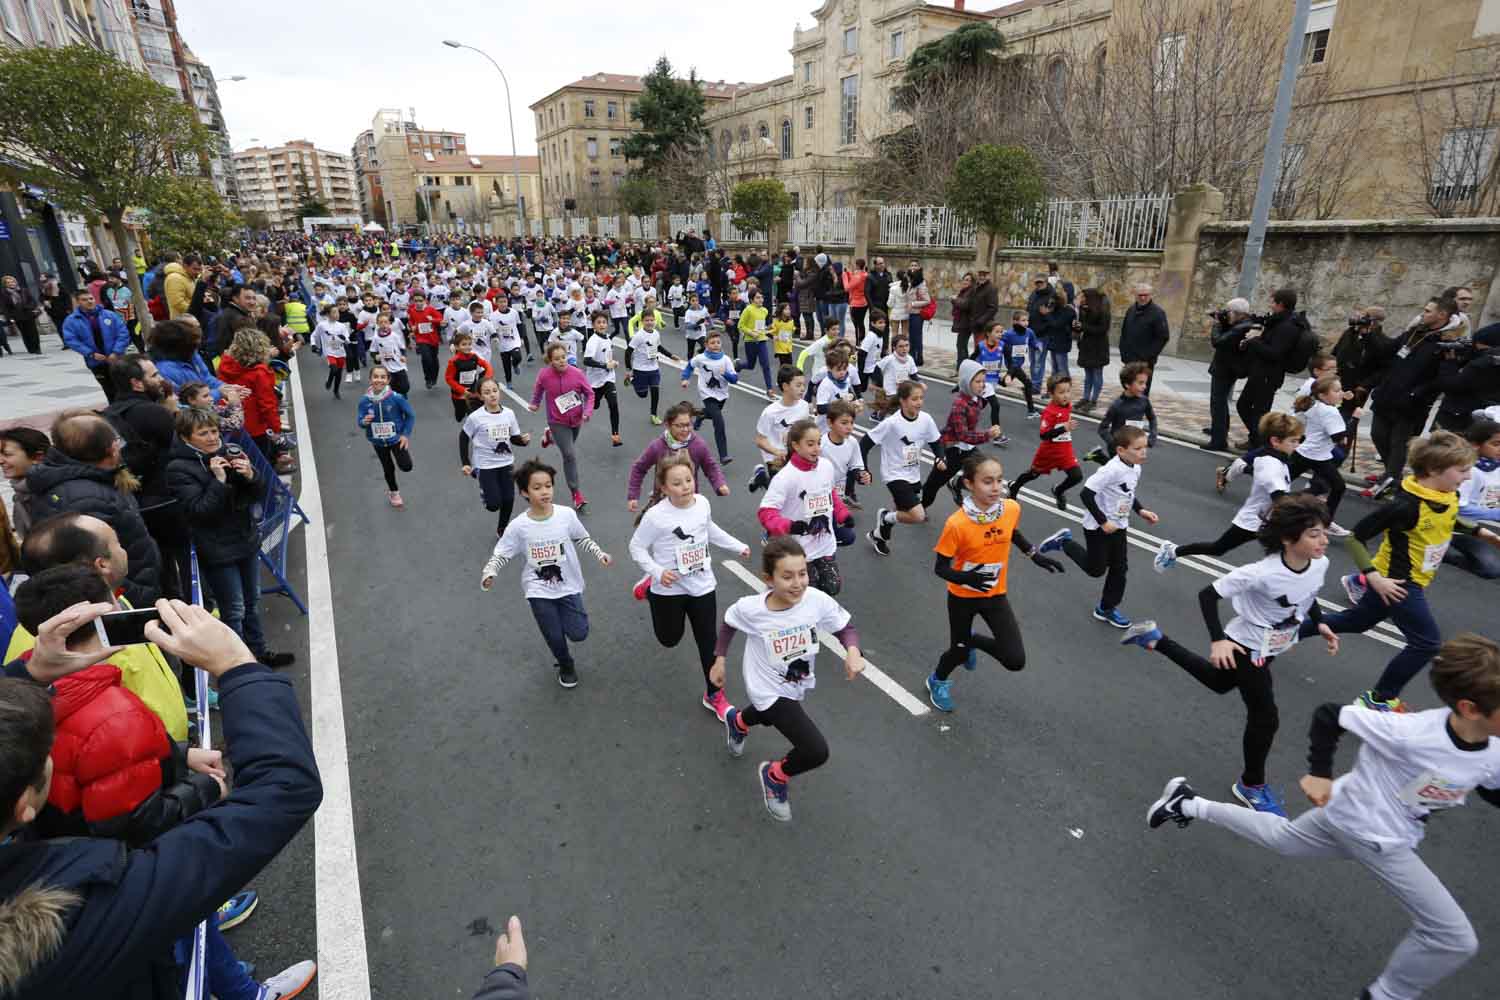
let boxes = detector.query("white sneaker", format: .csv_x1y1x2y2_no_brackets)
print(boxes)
342,373,352,383
1153,541,1177,573
1326,521,1351,538
259,959,316,999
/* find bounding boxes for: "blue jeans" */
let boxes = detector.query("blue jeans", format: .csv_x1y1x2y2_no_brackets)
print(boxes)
528,593,589,668
202,555,265,655
174,921,258,1000
827,303,848,336
1028,343,1047,392
1444,533,1500,579
738,339,773,390
908,312,925,366
1083,366,1104,403
1305,582,1441,700
1048,350,1070,382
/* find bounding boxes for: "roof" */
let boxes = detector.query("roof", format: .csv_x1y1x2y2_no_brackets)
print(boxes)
528,72,742,108
983,0,1051,20
407,151,541,174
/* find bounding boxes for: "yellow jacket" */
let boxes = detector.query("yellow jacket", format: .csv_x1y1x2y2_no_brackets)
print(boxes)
164,262,194,320
738,303,770,341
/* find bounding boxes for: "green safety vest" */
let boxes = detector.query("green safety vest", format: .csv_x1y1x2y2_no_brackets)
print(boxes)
283,299,310,333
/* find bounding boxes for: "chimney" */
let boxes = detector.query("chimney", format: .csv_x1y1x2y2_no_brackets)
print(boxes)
954,0,965,9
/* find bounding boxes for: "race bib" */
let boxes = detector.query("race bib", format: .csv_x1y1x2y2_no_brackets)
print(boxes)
1125,419,1149,430
1260,624,1297,659
1114,497,1133,518
900,444,920,467
1421,540,1449,573
1010,346,1027,360
804,490,833,520
675,540,709,575
555,391,582,414
486,424,505,442
1399,771,1469,811
983,360,1001,372
643,346,658,361
418,322,432,334
458,369,478,385
527,539,564,568
1055,430,1072,442
381,353,400,366
371,421,395,438
958,561,1002,592
766,623,815,664
1482,485,1500,509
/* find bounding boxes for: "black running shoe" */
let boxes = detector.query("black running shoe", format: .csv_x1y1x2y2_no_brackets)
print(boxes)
557,662,578,689
1147,776,1197,829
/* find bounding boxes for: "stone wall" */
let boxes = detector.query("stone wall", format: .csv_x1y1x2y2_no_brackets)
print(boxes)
1180,218,1500,361
989,250,1163,319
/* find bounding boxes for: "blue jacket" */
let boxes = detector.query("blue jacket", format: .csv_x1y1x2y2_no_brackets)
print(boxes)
61,307,131,369
998,326,1038,365
356,389,415,444
0,663,322,999
152,354,225,402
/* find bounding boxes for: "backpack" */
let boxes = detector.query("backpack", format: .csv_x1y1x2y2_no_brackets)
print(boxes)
1283,313,1319,374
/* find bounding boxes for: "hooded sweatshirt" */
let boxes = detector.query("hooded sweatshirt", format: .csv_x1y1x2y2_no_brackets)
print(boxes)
216,355,280,437
940,359,992,450
626,429,728,503
529,363,595,428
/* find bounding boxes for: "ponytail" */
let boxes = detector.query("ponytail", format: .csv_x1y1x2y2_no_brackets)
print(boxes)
1295,375,1341,412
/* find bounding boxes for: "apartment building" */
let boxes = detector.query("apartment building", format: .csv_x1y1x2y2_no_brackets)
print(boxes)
233,141,359,229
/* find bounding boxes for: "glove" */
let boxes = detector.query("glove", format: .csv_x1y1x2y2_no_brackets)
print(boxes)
952,570,992,590
788,520,809,535
1031,553,1064,574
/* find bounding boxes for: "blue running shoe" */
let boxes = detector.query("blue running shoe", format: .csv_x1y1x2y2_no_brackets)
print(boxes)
963,647,978,671
1232,781,1287,817
1093,605,1131,629
1341,572,1367,606
1121,621,1162,650
724,707,747,758
926,673,954,712
215,889,258,931
757,761,791,822
1356,689,1408,714
1037,528,1072,555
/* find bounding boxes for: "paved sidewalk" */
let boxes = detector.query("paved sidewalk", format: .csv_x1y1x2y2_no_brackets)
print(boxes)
0,330,107,522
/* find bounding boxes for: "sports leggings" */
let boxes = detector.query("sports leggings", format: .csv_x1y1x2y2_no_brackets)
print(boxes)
1289,452,1346,518
1011,465,1082,500
1062,527,1128,610
920,445,971,508
1177,524,1257,559
549,422,581,493
1155,636,1277,787
700,397,729,458
595,381,620,435
371,443,412,491
647,590,720,695
935,593,1026,680
476,466,516,535
500,348,522,384
1004,364,1036,412
740,697,829,777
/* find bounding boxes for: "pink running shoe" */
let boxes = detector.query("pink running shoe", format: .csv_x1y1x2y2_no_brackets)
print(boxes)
572,489,588,511
702,689,731,720
632,573,651,600
388,491,404,509
541,427,553,448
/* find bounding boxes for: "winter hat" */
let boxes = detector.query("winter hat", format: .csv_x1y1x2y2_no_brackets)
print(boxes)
958,358,986,397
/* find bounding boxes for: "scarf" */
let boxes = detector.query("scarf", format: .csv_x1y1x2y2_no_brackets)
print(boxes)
963,496,1005,524
1477,457,1498,473
367,386,392,402
663,428,691,451
704,349,724,361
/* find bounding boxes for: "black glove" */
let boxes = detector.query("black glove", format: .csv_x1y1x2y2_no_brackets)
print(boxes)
953,570,992,590
1031,553,1064,574
788,520,808,535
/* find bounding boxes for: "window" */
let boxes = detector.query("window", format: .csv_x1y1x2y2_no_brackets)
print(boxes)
890,30,904,60
1272,143,1306,214
1155,33,1184,91
789,192,800,210
548,108,555,125
537,114,544,133
560,102,567,120
586,137,598,159
1433,127,1498,204
612,170,624,188
889,89,900,113
840,75,859,145
1302,2,1336,66
757,121,770,143
843,27,857,55
563,138,568,156
589,168,601,192
780,119,793,159
833,190,848,209
607,101,618,121
738,125,750,144
583,99,596,118
805,105,814,129
1045,58,1068,108
609,137,622,157
803,60,814,83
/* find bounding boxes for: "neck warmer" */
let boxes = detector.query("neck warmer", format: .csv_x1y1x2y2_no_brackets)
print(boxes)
663,429,691,451
367,386,391,402
963,496,1005,524
790,451,817,472
705,349,724,361
1478,457,1499,473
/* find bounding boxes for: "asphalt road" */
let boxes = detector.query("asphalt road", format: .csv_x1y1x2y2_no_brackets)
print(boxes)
234,320,1498,1000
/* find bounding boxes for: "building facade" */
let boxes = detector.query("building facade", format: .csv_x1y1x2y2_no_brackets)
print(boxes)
232,141,359,229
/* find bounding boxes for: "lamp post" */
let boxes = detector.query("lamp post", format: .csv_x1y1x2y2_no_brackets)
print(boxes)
442,40,526,238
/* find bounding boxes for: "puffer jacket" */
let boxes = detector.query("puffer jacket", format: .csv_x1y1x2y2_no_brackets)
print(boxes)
162,262,194,319
25,451,160,607
150,351,225,402
60,308,130,369
164,438,261,568
216,355,281,437
36,661,219,848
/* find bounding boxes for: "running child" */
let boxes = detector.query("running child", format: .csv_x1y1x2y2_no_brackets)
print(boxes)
480,459,612,689
873,335,919,419
865,380,943,556
458,300,497,370
1083,361,1156,464
313,304,349,399
771,302,797,375
1008,374,1083,511
406,290,444,389
975,321,1009,426
491,295,527,386
367,314,410,396
735,289,775,394
625,308,678,426
713,536,864,822
1124,494,1340,814
1037,425,1159,628
680,327,738,464
1445,417,1500,578
759,418,854,596
921,359,1002,510
1155,411,1302,572
528,342,596,511
747,365,811,493
461,377,531,535
356,364,416,509
857,313,883,399
1146,632,1500,1000
924,452,1065,713
996,315,1039,416
626,401,730,516
822,399,870,514
628,450,750,720
682,291,710,360
581,311,622,447
1290,375,1351,533
667,274,687,328
444,331,493,423
812,344,863,432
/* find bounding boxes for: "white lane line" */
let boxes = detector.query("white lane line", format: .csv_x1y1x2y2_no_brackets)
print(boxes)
719,558,932,717
289,356,374,1000
501,382,533,411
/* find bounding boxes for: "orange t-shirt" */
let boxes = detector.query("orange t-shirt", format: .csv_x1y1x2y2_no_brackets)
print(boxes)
934,500,1022,598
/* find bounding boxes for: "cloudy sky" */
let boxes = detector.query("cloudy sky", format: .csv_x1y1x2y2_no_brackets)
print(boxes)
175,0,826,157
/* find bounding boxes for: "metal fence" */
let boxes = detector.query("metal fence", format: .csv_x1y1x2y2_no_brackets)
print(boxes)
529,219,543,238
1009,194,1172,252
718,216,766,245
547,216,564,236
878,205,977,250
668,212,706,235
789,208,855,246
568,217,589,237
629,215,658,240
596,216,619,238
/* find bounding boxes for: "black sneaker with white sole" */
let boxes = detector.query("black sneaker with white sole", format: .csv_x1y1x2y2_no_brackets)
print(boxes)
557,662,579,689
866,528,890,556
1147,776,1197,829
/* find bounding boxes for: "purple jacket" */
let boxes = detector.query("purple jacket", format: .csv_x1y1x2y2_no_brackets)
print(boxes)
529,365,595,428
626,432,727,502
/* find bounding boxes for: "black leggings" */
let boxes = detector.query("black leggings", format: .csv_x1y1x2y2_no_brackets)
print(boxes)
1011,465,1082,500
647,590,719,695
935,593,1026,680
595,381,620,434
739,697,829,777
372,443,412,491
1062,528,1129,610
1155,636,1278,787
1004,364,1035,412
700,397,729,458
500,349,522,384
1288,452,1346,518
1177,524,1257,559
850,306,868,338
324,363,343,394
477,466,516,534
920,445,971,508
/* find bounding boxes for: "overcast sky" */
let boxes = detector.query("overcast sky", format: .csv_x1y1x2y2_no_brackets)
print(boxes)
175,0,828,158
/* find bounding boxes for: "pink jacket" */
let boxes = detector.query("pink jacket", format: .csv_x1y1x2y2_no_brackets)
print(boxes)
530,365,595,427
756,453,852,535
626,432,727,502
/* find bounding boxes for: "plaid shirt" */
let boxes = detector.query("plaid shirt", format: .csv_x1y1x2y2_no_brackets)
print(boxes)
940,391,990,447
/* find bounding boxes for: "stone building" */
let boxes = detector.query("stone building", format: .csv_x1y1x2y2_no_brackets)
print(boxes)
353,110,470,228
232,142,359,230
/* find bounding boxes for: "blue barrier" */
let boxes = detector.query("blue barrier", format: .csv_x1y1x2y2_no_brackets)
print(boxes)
183,546,209,1000
225,428,310,615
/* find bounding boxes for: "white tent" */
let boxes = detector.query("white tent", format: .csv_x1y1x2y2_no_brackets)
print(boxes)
361,222,386,233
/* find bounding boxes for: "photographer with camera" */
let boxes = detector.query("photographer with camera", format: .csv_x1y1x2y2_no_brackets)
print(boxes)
1363,296,1465,493
1235,288,1311,448
1202,298,1255,450
1330,306,1390,432
164,408,294,669
1432,323,1500,432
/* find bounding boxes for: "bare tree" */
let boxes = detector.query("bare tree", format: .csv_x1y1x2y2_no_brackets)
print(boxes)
1401,47,1500,218
1271,63,1379,220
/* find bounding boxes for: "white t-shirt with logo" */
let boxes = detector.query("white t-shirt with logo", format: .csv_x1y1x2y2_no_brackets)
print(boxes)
458,318,495,365
1213,552,1329,660
629,329,663,373
491,309,522,352
868,409,940,485
1081,456,1141,531
820,432,864,484
755,399,812,463
1296,401,1346,463
687,352,736,402
878,353,920,395
628,494,746,598
462,406,522,470
761,457,841,561
368,330,407,373
1233,454,1292,531
492,506,591,601
725,588,851,710
1458,460,1500,515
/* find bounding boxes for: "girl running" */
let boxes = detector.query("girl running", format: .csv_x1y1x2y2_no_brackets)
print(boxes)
713,536,864,822
735,289,775,394
771,302,796,375
581,312,622,447
1290,376,1350,533
461,377,532,535
626,400,730,513
759,418,854,596
367,314,410,396
747,366,810,494
681,328,739,464
312,304,349,399
529,342,596,511
925,452,1065,712
1009,374,1083,511
356,364,416,509
628,451,751,720
865,380,943,556
682,291,710,360
480,459,612,690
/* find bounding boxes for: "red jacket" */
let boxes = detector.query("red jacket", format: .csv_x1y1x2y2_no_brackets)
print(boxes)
445,351,493,401
407,305,444,348
217,355,281,437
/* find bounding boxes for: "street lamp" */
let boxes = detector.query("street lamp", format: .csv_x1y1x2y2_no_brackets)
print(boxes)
442,40,526,237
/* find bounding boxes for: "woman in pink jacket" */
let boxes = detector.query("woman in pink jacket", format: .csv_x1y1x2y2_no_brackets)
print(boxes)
842,258,870,342
528,342,596,510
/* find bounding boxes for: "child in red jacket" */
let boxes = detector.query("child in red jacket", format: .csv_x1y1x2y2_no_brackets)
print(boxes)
216,327,284,465
407,291,446,390
1009,373,1084,511
445,330,494,423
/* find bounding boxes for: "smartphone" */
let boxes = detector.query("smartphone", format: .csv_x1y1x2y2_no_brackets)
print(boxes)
93,608,161,647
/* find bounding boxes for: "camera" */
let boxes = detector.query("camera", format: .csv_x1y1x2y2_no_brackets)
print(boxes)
1208,308,1272,328
223,443,245,459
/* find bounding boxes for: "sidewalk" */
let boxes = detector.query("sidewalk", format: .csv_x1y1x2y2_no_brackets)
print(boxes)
0,328,106,520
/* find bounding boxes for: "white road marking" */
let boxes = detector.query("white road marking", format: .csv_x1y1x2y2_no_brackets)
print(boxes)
289,356,374,1000
719,558,932,717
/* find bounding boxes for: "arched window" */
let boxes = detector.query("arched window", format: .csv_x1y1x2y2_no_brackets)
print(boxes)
720,129,732,160
1045,58,1068,109
757,121,770,142
780,118,793,160
738,124,750,144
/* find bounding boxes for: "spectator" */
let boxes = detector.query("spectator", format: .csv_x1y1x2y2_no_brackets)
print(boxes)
60,289,131,402
164,407,294,670
39,272,70,339
1202,297,1254,450
473,916,530,999
842,257,869,340
1,274,43,355
0,427,49,542
813,253,844,335
1365,297,1463,485
865,257,892,331
1433,323,1500,432
0,498,17,588
1025,274,1052,332
216,328,282,461
209,283,258,359
1235,288,1308,449
103,357,188,600
24,410,160,608
1118,283,1170,394
1046,260,1075,304
1074,288,1111,413
1036,288,1075,385
967,269,1000,362
1330,305,1391,430
148,319,232,402
163,252,201,320
795,260,820,341
903,261,931,367
0,597,321,998
950,272,976,373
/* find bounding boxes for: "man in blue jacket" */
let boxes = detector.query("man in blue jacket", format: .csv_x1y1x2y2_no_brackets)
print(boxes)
0,598,322,999
61,289,131,402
